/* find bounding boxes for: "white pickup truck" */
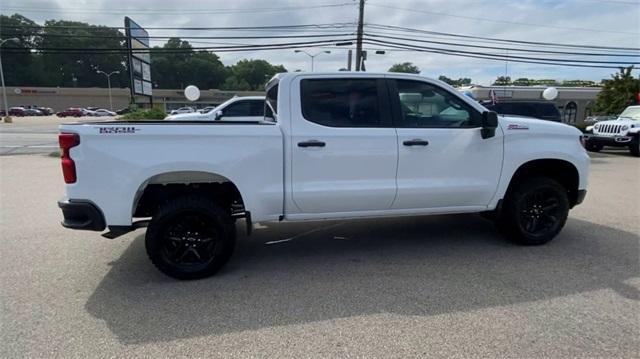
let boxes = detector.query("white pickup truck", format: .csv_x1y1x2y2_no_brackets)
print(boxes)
58,72,589,279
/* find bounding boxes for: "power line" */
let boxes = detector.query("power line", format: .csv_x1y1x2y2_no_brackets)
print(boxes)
361,40,629,69
367,24,640,51
364,38,640,66
365,33,640,57
366,3,640,35
0,22,356,31
3,2,355,15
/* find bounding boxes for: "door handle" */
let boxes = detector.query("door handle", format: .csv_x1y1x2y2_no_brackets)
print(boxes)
403,139,429,146
298,140,326,148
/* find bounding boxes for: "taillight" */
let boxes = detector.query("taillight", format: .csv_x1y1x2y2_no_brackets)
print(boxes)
59,133,80,183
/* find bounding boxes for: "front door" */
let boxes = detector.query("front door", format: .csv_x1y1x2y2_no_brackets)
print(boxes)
389,79,503,210
290,77,398,214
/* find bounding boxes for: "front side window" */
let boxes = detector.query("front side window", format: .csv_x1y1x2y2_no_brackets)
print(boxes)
301,79,380,127
394,80,479,128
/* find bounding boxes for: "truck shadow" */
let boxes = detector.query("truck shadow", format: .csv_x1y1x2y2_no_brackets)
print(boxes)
85,214,639,344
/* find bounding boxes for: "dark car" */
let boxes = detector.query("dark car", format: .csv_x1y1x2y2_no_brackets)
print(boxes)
482,101,562,122
24,108,43,116
56,108,84,117
9,107,27,116
115,107,131,115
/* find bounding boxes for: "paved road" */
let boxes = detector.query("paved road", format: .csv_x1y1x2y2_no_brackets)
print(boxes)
0,152,638,358
0,116,107,155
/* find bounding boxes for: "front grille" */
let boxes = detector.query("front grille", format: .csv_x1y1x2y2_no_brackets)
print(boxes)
597,124,621,135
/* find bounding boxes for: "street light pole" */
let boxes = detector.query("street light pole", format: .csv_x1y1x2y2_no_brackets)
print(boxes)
1,38,19,122
96,70,120,111
294,50,331,72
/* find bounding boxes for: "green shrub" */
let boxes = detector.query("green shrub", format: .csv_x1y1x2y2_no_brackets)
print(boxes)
121,107,167,120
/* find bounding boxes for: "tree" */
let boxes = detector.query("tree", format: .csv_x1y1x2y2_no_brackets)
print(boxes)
388,62,420,74
223,59,286,90
37,19,128,88
438,75,472,87
492,76,511,86
593,66,640,115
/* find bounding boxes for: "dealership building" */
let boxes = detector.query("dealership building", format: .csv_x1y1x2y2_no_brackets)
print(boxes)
4,86,264,113
462,85,601,124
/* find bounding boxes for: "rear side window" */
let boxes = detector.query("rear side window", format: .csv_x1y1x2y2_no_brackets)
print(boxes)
300,79,380,127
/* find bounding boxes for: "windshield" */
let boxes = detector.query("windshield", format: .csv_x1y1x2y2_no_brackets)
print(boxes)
619,107,640,120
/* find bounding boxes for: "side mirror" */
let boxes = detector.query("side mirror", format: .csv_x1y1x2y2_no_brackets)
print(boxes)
214,110,223,121
481,111,498,139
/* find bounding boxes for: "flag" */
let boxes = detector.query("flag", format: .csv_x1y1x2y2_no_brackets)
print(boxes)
489,89,498,105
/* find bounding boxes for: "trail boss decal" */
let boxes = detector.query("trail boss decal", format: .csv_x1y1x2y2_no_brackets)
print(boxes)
507,124,529,130
99,127,140,134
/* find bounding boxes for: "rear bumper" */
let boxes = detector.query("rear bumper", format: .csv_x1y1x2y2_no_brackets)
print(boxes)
58,199,106,231
584,134,637,147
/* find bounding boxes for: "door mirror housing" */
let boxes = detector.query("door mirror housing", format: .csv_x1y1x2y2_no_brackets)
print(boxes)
214,110,223,121
481,111,498,139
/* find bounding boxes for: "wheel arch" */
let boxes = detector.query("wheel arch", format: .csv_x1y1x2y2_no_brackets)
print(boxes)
504,158,581,207
131,170,245,219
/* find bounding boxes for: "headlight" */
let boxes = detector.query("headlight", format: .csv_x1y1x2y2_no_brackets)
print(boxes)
621,125,628,131
594,124,600,130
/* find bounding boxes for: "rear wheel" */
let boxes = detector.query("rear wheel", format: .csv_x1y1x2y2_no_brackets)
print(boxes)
145,196,235,280
498,177,569,245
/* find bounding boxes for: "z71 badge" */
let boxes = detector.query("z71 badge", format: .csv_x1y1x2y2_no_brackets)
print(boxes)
99,127,140,134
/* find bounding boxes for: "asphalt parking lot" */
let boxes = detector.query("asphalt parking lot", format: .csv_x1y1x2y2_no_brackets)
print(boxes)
0,142,638,357
0,116,109,155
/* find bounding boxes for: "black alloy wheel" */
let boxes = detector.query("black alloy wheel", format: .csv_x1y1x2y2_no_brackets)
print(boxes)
499,177,569,245
146,196,235,280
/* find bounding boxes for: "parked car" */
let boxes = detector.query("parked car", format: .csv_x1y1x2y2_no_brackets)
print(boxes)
8,107,27,116
56,108,84,117
115,107,131,115
584,105,640,156
82,108,98,116
198,106,217,114
167,96,265,121
169,107,195,115
481,101,562,122
57,72,589,279
37,107,54,116
93,109,117,117
23,108,43,116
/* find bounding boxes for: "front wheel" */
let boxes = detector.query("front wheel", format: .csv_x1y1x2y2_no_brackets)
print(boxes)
498,177,569,245
585,142,602,152
630,139,640,157
145,196,236,280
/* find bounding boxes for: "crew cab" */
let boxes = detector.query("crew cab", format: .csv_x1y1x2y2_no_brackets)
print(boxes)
57,72,589,279
584,105,640,156
166,96,265,122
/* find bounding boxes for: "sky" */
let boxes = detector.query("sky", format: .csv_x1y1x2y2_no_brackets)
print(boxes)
2,0,639,85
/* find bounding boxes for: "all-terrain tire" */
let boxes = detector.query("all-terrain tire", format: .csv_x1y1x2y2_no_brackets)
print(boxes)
498,177,569,245
145,196,235,280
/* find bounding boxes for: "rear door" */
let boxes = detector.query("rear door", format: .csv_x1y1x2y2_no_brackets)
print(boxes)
389,78,503,210
290,77,398,214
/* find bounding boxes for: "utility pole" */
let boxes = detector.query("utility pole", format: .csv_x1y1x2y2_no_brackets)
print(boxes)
0,38,19,123
355,0,365,71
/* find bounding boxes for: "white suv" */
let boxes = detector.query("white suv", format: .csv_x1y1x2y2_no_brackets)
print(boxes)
585,105,640,156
